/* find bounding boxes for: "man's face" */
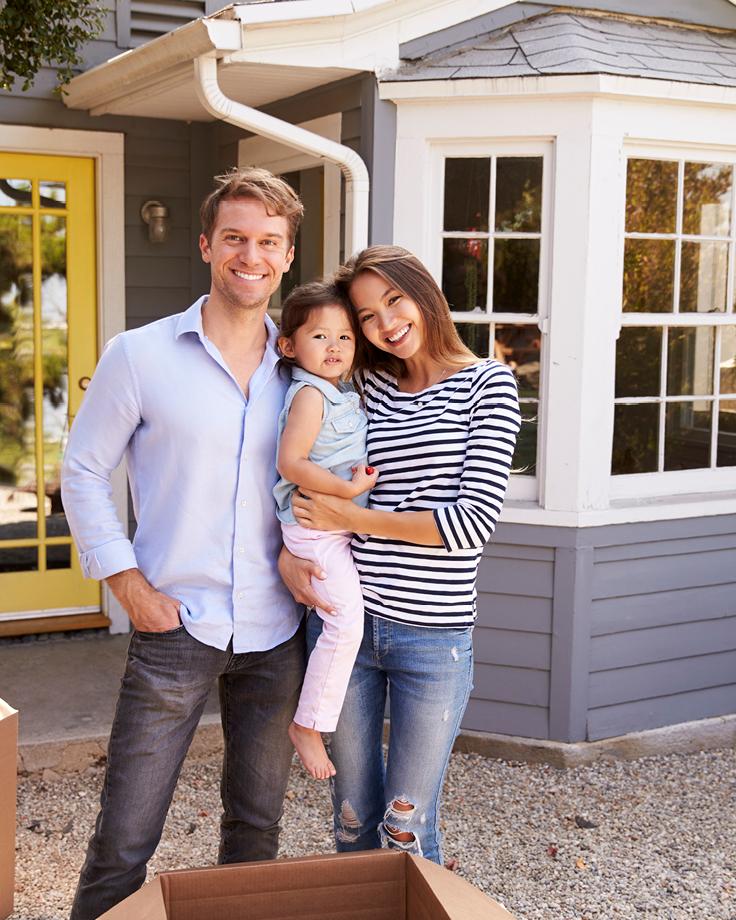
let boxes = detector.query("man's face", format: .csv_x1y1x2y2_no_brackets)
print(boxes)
199,197,294,314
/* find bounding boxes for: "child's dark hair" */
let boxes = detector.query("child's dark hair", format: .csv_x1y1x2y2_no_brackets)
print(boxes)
278,279,363,372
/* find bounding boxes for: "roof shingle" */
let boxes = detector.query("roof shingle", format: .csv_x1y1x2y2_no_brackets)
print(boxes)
382,11,736,88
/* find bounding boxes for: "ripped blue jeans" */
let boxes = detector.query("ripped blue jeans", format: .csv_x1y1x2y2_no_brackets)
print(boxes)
307,612,473,864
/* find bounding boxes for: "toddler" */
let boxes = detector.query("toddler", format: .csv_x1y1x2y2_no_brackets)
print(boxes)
274,279,377,780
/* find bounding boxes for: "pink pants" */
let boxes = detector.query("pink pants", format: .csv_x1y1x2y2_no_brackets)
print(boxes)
281,523,364,732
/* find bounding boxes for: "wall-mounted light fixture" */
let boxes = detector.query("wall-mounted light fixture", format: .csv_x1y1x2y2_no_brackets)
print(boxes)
140,199,170,243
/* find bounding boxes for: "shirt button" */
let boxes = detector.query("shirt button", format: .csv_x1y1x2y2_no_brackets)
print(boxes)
240,500,247,508
237,546,245,554
238,591,246,599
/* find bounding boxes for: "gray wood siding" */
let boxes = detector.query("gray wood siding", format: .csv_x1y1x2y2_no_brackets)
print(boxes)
587,520,736,740
466,540,554,740
469,517,736,744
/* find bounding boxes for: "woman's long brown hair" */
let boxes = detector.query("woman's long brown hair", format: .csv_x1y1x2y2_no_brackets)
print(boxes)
334,245,478,378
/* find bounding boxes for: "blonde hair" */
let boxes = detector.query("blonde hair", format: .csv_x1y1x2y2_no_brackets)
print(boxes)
200,167,304,245
334,245,477,377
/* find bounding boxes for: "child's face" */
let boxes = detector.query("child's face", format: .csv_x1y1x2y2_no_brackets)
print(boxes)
279,304,356,383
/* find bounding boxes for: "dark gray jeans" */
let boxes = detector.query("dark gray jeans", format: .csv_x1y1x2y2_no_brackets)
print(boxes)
70,620,305,920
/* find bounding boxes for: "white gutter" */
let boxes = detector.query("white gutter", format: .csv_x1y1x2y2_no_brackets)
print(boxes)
194,53,370,256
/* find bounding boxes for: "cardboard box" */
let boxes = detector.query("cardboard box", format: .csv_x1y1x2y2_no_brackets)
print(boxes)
0,699,18,920
100,850,515,919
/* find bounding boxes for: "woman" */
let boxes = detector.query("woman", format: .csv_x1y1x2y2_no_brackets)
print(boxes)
280,245,520,865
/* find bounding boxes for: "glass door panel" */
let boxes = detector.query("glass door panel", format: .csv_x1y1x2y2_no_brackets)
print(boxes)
0,152,100,622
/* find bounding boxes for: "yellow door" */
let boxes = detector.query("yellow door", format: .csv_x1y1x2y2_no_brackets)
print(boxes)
0,153,104,634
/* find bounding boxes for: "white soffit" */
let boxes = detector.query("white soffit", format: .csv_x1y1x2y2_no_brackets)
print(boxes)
89,61,359,120
65,0,516,119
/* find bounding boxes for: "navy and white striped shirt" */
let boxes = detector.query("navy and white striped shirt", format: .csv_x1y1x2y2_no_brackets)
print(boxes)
353,360,520,628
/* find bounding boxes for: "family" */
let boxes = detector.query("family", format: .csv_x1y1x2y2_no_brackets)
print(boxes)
60,167,521,920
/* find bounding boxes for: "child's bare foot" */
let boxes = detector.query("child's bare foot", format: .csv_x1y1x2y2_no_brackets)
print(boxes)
288,721,336,780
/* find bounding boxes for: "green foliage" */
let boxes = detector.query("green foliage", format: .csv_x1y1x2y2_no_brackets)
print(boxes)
0,0,105,92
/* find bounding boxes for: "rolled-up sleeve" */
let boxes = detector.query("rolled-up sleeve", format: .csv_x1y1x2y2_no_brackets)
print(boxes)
433,364,521,552
61,334,141,580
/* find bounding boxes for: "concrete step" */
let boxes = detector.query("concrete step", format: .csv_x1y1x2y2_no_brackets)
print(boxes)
0,632,221,774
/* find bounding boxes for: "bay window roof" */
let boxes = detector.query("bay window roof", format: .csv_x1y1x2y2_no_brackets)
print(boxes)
384,11,736,87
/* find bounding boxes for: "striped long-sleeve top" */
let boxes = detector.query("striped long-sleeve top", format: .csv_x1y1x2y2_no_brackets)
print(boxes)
352,359,521,628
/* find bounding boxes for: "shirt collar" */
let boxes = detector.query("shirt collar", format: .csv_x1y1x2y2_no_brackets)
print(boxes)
175,295,280,361
291,366,349,404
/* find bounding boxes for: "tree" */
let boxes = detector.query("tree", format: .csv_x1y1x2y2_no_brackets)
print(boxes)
0,0,105,92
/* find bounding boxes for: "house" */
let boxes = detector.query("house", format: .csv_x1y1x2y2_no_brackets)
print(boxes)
1,0,735,756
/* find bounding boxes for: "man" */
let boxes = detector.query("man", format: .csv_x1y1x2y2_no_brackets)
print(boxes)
62,168,309,919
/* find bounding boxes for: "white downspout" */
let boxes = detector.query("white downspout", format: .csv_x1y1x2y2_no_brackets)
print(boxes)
194,53,370,256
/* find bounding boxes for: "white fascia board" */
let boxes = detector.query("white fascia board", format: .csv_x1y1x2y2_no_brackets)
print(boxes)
380,73,736,106
64,18,242,111
227,0,515,71
231,0,513,38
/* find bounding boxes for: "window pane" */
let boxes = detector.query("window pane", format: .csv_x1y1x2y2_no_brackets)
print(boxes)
717,400,736,467
495,157,542,232
626,159,678,233
615,327,661,398
0,214,37,544
0,546,37,573
455,323,490,358
622,238,675,313
612,404,659,474
514,403,537,476
667,327,714,396
721,326,736,395
494,324,540,398
40,181,66,210
46,543,71,570
664,401,711,470
680,241,728,313
444,158,490,232
493,239,539,314
0,179,32,208
683,163,731,236
41,215,70,539
442,239,488,313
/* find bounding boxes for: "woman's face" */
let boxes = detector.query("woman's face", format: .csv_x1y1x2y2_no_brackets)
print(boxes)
350,270,425,360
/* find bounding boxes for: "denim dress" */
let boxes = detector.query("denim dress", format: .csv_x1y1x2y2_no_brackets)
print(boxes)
273,366,368,525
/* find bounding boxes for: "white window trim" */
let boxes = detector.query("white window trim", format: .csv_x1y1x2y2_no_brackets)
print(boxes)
238,113,342,280
428,139,553,503
0,124,127,631
613,141,736,500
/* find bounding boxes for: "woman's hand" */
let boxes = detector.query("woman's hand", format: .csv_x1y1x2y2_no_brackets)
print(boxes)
278,546,335,613
292,489,358,532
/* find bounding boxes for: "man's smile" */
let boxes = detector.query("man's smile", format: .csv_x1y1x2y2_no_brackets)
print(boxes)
232,269,266,281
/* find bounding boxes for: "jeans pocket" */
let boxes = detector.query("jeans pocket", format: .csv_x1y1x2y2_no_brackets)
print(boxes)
136,624,186,638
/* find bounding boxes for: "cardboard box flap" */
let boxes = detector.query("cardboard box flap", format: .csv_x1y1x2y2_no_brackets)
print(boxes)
407,856,514,919
0,699,18,920
99,877,166,919
0,700,17,721
162,852,406,920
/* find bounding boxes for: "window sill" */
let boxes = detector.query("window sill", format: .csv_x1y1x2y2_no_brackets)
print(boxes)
499,490,736,527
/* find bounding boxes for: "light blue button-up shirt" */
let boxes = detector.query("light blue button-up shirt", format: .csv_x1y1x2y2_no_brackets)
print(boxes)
61,296,301,653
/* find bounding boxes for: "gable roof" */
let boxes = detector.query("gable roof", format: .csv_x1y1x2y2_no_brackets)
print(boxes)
384,10,736,87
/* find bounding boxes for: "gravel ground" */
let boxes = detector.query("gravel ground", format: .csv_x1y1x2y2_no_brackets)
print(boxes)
11,747,736,920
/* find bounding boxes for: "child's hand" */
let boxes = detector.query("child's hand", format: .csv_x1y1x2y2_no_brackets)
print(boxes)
349,464,379,496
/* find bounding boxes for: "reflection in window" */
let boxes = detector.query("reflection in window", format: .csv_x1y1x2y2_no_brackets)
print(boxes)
0,179,32,208
41,215,70,538
40,181,66,209
614,155,736,475
442,239,488,313
0,214,37,547
442,155,545,479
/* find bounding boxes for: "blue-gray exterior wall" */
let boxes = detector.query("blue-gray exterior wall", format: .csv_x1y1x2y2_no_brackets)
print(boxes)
469,515,736,743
